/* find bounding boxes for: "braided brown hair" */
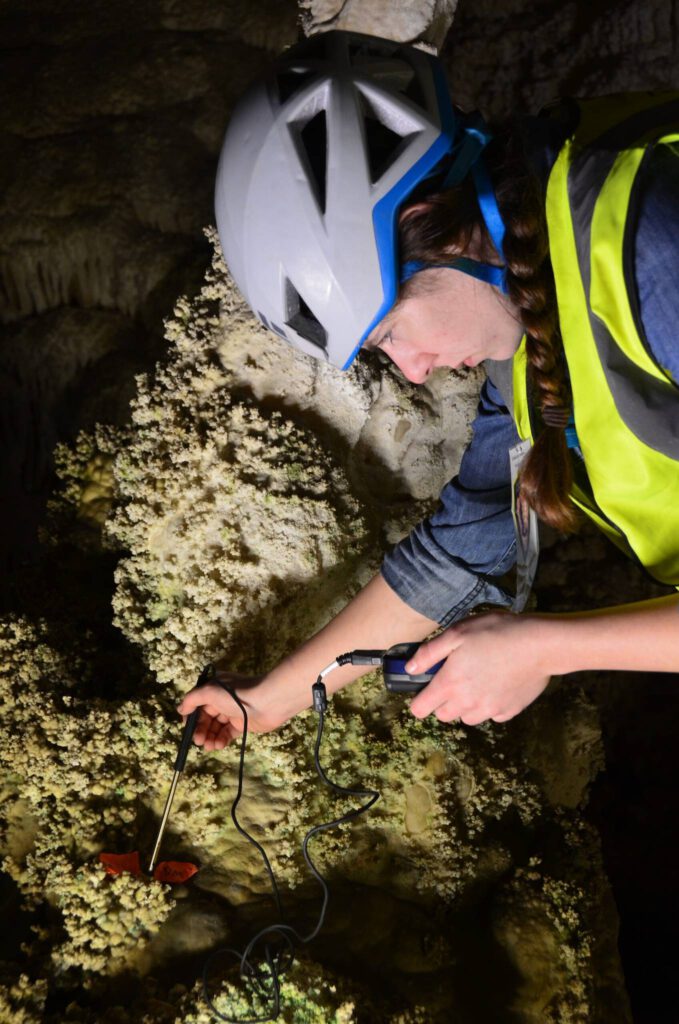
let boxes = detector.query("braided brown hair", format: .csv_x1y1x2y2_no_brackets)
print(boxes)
396,125,580,535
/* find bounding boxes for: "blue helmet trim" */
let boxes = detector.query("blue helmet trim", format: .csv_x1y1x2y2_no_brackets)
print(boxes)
441,111,491,187
340,68,510,369
400,256,506,290
397,149,511,297
471,158,506,266
341,58,457,370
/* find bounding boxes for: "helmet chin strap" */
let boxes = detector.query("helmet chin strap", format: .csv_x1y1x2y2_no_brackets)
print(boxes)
403,112,509,295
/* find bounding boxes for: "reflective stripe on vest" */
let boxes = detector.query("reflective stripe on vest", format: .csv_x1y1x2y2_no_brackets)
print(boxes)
513,93,679,586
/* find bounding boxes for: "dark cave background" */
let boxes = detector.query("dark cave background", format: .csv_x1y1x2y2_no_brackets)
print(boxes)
2,1,679,1021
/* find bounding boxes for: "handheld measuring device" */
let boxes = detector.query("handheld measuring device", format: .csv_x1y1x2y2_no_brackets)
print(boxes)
382,641,445,693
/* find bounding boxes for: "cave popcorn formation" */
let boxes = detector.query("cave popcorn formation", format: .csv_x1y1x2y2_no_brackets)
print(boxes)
0,233,629,1023
3,0,668,1017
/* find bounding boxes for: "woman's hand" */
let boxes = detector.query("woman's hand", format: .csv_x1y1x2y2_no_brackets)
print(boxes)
407,612,553,726
177,666,281,751
407,595,679,726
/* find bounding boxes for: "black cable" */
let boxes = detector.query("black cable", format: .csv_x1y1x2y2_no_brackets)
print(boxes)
299,699,380,944
201,689,287,1023
200,670,380,1023
225,690,284,924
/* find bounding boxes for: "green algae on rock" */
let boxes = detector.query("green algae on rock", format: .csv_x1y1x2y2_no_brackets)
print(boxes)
174,960,360,1024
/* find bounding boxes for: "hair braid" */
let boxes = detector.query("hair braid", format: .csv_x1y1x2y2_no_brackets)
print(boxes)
491,130,580,534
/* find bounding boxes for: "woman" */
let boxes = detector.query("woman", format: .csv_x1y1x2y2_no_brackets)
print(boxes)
179,30,679,744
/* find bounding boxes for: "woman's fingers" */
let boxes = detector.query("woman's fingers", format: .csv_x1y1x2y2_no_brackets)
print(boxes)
410,667,458,720
192,709,213,745
200,717,235,750
175,671,269,751
405,614,553,727
429,697,517,726
431,700,459,723
182,693,247,749
178,685,242,722
204,712,223,741
405,627,462,674
177,687,203,717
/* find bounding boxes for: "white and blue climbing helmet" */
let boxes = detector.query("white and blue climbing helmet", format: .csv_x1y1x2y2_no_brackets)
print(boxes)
214,29,507,370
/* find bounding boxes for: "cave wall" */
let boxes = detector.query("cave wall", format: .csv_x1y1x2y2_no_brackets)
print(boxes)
3,0,678,577
1,1,679,1022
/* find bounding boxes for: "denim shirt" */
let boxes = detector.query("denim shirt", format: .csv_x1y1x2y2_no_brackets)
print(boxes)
381,139,679,624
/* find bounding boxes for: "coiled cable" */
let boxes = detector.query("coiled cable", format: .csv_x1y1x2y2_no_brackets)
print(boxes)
201,656,381,1022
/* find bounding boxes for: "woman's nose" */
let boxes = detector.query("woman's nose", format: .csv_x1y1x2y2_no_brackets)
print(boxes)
390,349,432,384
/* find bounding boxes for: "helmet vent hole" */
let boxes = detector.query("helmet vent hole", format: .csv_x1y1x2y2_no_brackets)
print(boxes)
398,69,426,112
351,48,426,114
297,110,328,215
285,280,328,352
357,91,413,184
276,69,319,105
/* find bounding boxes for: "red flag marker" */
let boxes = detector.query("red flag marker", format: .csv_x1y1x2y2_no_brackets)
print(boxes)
153,860,199,884
99,851,143,877
98,851,199,884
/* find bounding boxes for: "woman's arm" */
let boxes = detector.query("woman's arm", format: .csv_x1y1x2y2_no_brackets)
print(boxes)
547,594,679,673
256,572,437,722
381,376,518,625
407,595,679,726
178,572,438,748
180,376,522,747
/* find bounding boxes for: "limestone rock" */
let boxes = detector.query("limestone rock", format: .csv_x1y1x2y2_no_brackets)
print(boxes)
299,0,459,50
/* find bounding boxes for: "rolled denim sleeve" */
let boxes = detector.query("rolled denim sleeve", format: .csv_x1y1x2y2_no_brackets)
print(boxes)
381,376,519,626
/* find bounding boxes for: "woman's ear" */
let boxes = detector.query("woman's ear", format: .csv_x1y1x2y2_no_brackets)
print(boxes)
398,200,434,226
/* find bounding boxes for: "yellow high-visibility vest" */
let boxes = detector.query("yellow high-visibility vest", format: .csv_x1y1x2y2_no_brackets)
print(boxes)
512,93,679,585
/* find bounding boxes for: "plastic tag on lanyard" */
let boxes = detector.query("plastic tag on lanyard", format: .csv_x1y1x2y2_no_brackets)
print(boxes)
508,440,539,613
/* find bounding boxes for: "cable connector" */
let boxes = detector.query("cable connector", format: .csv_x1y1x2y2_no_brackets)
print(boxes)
312,650,385,715
336,649,384,667
312,681,327,713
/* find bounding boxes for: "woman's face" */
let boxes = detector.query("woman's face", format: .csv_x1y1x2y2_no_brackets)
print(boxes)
364,268,524,383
